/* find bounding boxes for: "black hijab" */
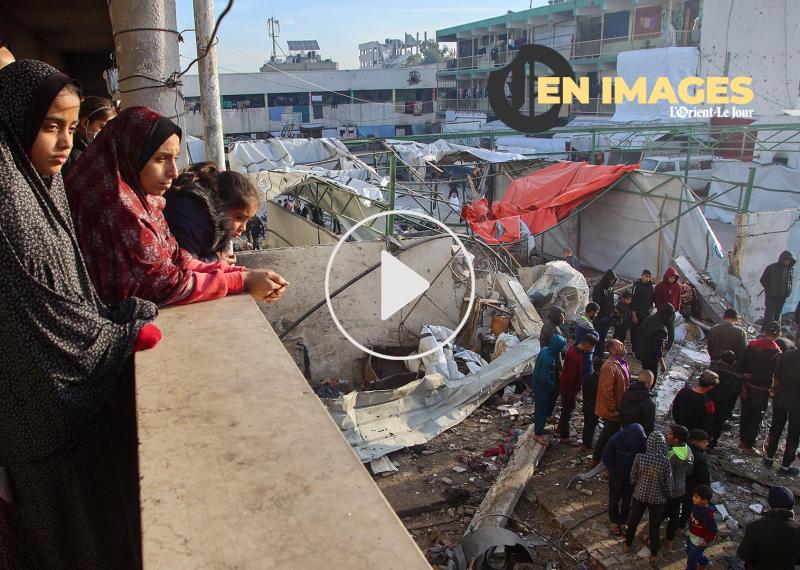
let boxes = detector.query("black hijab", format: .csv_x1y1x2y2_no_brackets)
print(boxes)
0,60,158,464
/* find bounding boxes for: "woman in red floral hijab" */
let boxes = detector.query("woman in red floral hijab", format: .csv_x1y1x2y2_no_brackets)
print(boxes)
65,107,286,306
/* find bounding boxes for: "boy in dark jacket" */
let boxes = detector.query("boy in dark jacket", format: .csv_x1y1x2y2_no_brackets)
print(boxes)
624,431,674,561
621,370,656,434
592,269,618,343
737,486,800,569
680,429,711,529
686,484,717,570
613,290,634,343
664,424,694,549
709,350,744,449
602,423,647,534
760,250,795,323
558,333,599,445
764,344,800,475
740,321,782,455
630,269,655,353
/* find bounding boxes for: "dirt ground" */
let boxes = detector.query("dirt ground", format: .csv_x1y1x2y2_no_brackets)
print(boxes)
363,271,795,568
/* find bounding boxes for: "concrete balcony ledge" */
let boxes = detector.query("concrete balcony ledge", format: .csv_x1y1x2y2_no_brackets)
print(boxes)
134,295,428,569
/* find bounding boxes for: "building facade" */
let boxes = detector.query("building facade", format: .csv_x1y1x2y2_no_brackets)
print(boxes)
181,65,438,143
435,0,798,121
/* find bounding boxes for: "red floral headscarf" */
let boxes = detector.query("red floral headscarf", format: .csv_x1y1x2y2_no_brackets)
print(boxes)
65,107,194,306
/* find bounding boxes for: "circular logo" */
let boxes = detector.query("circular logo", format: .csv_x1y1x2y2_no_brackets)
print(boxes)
324,210,476,361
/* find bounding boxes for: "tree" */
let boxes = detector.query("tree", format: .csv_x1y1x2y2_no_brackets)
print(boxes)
407,39,453,65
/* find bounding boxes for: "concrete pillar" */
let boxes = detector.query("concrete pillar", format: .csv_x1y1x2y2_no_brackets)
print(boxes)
109,0,186,156
193,0,226,168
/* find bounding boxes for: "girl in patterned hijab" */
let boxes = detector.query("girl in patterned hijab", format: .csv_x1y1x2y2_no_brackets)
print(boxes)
64,107,287,306
0,60,159,569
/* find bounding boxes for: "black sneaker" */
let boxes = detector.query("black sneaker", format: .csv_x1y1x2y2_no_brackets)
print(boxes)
763,457,774,468
779,466,800,477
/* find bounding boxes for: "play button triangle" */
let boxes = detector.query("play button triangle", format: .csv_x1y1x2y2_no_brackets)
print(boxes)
380,250,430,321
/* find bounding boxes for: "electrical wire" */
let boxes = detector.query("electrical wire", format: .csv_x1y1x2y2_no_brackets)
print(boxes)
175,0,235,79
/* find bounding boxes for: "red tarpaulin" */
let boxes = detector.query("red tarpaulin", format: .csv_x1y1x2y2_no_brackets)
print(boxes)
462,161,639,243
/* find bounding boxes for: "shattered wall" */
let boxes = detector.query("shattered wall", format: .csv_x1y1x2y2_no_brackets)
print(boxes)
238,237,481,385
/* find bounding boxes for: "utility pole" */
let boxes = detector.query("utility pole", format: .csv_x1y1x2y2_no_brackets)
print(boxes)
268,17,280,62
109,0,186,156
193,0,226,168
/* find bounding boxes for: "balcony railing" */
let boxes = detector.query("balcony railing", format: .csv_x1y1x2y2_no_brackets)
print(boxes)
438,30,699,72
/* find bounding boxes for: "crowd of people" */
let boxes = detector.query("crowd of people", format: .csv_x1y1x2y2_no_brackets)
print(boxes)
529,253,800,566
0,53,289,568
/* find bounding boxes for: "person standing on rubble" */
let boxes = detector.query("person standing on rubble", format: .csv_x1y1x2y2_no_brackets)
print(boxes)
707,308,748,363
624,430,674,562
708,351,744,449
635,303,676,384
739,320,782,456
737,486,800,569
654,267,682,314
671,370,718,435
540,306,567,421
760,250,796,324
530,334,567,442
581,357,602,453
576,302,600,342
680,430,711,531
593,339,631,464
559,332,599,445
630,269,655,353
763,338,800,476
602,422,647,536
592,269,618,343
663,425,694,550
621,370,656,435
613,290,634,344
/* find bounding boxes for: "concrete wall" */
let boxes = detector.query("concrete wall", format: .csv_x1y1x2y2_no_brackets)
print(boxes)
0,5,65,68
265,202,339,248
698,0,800,115
237,237,476,385
134,295,429,569
732,208,800,320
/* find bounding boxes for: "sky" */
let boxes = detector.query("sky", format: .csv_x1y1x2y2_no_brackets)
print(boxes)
175,1,543,73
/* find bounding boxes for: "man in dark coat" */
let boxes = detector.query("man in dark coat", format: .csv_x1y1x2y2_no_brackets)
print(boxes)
764,345,800,475
739,321,782,456
630,269,655,353
760,250,796,323
707,308,748,363
708,351,744,449
737,486,800,569
540,306,567,420
592,269,617,343
621,370,656,434
635,303,676,384
672,370,718,435
602,423,647,534
246,216,265,250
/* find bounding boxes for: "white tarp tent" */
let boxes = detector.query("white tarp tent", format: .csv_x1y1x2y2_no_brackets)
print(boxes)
539,171,723,280
228,137,369,174
494,136,568,160
386,139,526,167
704,160,800,223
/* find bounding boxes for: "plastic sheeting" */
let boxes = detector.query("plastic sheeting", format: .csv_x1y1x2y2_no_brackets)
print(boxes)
525,261,590,321
228,137,360,174
462,161,639,243
612,47,702,123
186,135,206,164
538,171,724,281
325,337,539,462
704,160,800,223
494,136,568,160
386,139,526,167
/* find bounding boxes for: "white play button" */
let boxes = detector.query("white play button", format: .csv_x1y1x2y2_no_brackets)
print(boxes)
380,250,430,320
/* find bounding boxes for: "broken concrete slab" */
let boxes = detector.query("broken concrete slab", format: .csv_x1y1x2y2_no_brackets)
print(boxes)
494,273,544,340
674,255,729,324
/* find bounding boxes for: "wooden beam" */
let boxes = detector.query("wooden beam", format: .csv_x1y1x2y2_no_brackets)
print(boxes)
468,426,551,531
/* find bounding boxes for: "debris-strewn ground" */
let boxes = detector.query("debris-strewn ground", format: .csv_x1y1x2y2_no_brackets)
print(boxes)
366,270,796,569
